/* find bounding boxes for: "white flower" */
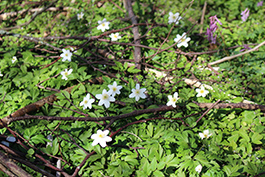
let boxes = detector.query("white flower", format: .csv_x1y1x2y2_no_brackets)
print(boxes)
108,81,122,96
0,71,3,77
91,129,112,147
195,85,209,97
6,136,16,142
96,89,115,108
70,47,77,53
195,164,202,173
109,32,121,41
80,94,95,110
1,141,9,147
77,12,84,20
168,12,182,24
199,130,212,140
60,49,72,62
60,68,73,80
12,56,17,63
129,83,147,101
97,18,110,32
166,92,179,107
174,33,191,48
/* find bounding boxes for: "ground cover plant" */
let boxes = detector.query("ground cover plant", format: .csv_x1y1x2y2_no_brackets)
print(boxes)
0,0,265,176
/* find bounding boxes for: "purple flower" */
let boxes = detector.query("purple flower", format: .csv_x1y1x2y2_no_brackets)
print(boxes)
241,8,249,22
257,1,263,6
240,44,251,52
205,15,222,44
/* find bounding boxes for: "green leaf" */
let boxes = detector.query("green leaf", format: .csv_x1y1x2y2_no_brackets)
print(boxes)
153,170,165,177
251,132,263,144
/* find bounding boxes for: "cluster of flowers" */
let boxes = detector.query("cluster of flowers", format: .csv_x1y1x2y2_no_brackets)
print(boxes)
84,83,146,147
206,15,222,44
195,129,212,173
168,12,191,48
80,82,146,109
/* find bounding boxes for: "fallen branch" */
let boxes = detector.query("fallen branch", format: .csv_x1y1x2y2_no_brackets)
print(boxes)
209,40,265,66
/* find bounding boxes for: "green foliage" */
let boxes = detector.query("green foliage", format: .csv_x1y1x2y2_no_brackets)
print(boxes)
0,0,265,176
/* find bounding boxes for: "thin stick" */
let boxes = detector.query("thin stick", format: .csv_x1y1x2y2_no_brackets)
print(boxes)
196,99,220,123
200,1,207,34
209,40,265,66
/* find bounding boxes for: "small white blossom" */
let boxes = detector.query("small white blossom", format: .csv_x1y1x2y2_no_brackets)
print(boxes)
96,89,115,108
129,83,147,101
60,49,72,62
46,135,53,147
109,32,121,41
199,130,212,140
91,130,112,147
1,141,9,147
80,94,95,110
108,81,122,96
195,85,209,97
60,68,73,80
77,12,84,20
12,56,17,63
70,47,77,53
167,92,179,107
174,33,191,48
0,71,3,77
97,18,110,32
6,136,16,142
195,164,202,173
168,12,182,24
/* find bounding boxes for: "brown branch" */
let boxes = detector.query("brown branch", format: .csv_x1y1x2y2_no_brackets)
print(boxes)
6,105,177,125
196,99,220,123
194,102,265,111
1,0,59,31
126,0,142,69
0,151,33,177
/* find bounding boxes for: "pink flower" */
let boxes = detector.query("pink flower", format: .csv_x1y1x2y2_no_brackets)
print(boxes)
257,1,263,6
241,8,250,22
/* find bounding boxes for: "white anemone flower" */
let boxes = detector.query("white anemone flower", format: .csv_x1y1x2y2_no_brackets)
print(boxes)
12,56,17,63
168,12,182,24
91,130,112,147
129,83,147,101
174,33,191,48
109,32,121,41
166,92,179,108
195,164,202,173
108,81,122,96
199,130,212,140
195,85,209,97
60,49,72,62
80,94,95,110
97,18,110,32
60,68,73,80
96,89,115,108
1,141,9,147
77,12,84,20
0,71,3,77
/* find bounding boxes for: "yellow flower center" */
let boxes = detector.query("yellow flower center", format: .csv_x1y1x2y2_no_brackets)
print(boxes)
181,38,186,42
99,133,104,138
113,87,117,91
200,90,204,94
135,90,140,94
173,15,177,20
103,93,109,100
65,72,68,76
84,100,88,104
65,53,68,57
172,98,177,102
114,35,117,38
102,23,105,27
